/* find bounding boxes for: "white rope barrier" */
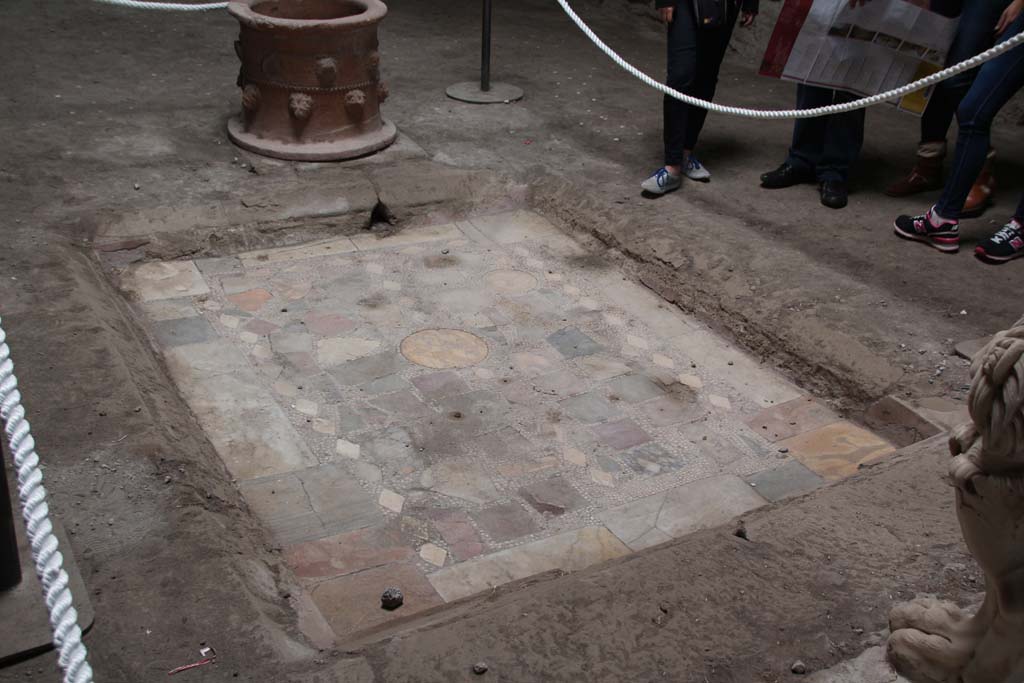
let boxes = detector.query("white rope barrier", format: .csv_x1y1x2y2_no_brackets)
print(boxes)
0,320,94,683
90,0,1024,119
91,0,226,10
555,0,1024,119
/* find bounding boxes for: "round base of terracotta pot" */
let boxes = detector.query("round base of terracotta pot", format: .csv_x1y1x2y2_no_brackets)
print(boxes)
227,117,398,161
446,81,524,104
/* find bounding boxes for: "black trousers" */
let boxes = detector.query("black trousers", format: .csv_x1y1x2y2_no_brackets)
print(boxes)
785,85,865,183
663,0,738,166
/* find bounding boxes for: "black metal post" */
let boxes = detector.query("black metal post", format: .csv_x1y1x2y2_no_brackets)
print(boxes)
0,436,22,591
445,0,520,103
481,0,492,92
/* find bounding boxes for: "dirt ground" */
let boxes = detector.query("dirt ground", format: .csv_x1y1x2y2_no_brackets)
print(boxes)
0,0,1017,681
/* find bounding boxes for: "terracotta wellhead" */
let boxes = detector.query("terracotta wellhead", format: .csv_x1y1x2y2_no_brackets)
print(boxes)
227,0,397,161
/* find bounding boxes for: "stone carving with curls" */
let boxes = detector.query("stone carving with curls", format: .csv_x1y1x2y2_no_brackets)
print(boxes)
888,316,1024,683
288,92,314,120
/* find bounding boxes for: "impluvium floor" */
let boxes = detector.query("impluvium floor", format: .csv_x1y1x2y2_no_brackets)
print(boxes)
121,210,895,641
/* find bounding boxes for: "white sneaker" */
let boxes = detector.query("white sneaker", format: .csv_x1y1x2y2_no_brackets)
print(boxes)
684,156,710,182
641,167,682,195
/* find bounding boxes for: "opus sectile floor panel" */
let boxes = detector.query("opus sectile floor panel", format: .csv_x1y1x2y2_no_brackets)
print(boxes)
122,210,895,639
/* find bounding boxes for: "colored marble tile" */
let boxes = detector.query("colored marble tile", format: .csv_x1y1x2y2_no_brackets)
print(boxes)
151,316,215,348
519,476,588,517
745,397,840,442
419,543,447,567
778,421,896,481
427,527,629,602
378,489,405,514
635,394,697,427
317,337,382,366
606,374,665,403
560,391,621,424
411,370,471,401
472,502,540,542
548,327,603,359
303,310,357,337
284,526,414,582
125,261,209,302
744,460,825,502
592,419,652,451
310,562,443,638
227,288,273,313
329,352,403,386
577,355,631,381
599,475,766,551
430,510,485,561
620,443,687,476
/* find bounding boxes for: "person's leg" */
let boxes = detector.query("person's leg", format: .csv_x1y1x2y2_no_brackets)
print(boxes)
935,15,1024,219
682,3,739,153
817,89,866,184
761,84,827,188
887,0,1010,197
921,0,1010,144
785,84,833,172
895,14,1024,253
662,0,700,169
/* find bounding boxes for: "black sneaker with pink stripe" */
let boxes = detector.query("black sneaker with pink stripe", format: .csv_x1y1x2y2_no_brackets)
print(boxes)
893,208,960,253
975,219,1024,263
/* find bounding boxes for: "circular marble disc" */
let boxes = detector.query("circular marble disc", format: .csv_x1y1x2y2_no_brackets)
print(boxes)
401,329,489,369
483,269,538,296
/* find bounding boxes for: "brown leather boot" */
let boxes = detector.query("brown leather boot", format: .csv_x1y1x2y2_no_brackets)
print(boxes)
885,153,944,197
961,150,996,218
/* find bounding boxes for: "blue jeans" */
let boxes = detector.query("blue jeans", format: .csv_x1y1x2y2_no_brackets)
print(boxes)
785,85,866,182
921,0,1013,143
934,13,1024,219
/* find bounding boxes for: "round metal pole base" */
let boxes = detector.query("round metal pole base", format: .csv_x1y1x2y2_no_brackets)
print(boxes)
446,81,523,104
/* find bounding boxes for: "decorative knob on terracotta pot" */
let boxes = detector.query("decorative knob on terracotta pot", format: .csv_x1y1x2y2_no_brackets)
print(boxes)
377,82,390,103
345,89,367,117
242,84,261,112
289,92,314,120
315,57,337,87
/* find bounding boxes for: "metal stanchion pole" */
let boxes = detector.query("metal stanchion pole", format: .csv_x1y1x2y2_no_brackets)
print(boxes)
0,438,21,591
446,0,523,103
480,0,492,92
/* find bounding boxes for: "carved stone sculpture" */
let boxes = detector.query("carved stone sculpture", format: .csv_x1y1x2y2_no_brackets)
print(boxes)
227,0,397,161
888,317,1024,683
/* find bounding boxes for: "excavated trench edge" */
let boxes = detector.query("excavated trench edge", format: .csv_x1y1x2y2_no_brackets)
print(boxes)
91,171,941,651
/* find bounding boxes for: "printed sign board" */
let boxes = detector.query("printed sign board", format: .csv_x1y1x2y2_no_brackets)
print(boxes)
760,0,958,114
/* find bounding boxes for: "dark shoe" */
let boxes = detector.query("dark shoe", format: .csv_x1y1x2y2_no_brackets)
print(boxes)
884,155,944,197
819,180,848,209
893,208,959,253
975,219,1024,263
961,150,996,218
760,162,814,189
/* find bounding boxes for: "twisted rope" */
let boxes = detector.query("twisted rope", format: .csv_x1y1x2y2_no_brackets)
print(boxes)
0,320,93,683
556,0,1024,119
88,0,1024,120
91,0,227,10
